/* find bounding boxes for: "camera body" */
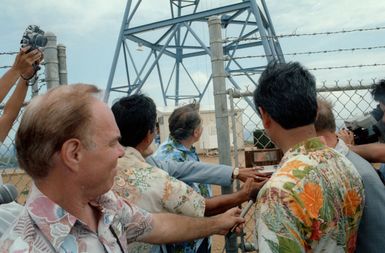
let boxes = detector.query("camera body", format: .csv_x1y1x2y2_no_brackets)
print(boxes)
20,25,47,52
345,106,385,145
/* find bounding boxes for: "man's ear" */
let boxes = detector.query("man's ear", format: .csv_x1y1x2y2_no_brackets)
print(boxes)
146,130,154,145
60,138,82,172
193,127,200,138
259,107,271,129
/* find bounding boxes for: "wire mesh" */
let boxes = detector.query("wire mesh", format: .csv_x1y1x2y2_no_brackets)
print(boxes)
0,69,47,204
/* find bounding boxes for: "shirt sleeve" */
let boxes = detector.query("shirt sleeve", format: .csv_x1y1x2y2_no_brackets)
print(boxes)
120,202,154,244
0,202,23,238
162,174,205,217
147,157,233,186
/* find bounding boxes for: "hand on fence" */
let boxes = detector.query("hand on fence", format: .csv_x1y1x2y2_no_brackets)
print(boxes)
215,207,244,235
337,128,355,145
240,178,269,202
238,166,273,182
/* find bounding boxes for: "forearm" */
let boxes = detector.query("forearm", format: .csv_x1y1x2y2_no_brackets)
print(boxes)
350,143,385,163
139,213,220,244
0,79,28,141
204,191,246,216
166,160,233,186
0,68,19,103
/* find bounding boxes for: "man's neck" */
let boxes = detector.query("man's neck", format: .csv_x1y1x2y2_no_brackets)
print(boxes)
275,124,317,153
179,137,195,150
316,130,338,148
35,175,100,232
135,142,152,158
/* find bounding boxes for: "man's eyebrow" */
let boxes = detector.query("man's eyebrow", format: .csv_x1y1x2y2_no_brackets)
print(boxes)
110,136,121,144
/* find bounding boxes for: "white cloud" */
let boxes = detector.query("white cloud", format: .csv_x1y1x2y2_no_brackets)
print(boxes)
1,0,125,35
269,0,385,33
1,0,385,101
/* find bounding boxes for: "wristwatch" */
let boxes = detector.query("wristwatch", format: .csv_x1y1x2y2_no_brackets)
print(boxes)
232,167,240,179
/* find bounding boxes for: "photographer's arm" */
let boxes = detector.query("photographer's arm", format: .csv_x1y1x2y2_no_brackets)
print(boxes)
0,78,28,142
0,69,20,104
0,48,42,142
349,143,385,163
0,48,41,103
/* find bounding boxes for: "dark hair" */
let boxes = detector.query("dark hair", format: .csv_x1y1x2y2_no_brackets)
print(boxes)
371,79,385,105
315,97,336,132
111,94,156,147
169,102,201,141
253,61,317,129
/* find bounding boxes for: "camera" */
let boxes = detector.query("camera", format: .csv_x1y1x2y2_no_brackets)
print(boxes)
20,25,47,52
345,105,385,145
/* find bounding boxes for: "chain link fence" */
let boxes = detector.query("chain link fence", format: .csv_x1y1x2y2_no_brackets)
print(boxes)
0,72,47,204
228,82,378,252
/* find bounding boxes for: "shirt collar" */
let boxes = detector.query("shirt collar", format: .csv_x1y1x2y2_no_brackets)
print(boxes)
281,137,327,163
168,136,196,154
123,146,145,162
25,184,121,251
334,138,350,156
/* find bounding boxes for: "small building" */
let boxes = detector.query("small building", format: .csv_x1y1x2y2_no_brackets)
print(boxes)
156,106,244,154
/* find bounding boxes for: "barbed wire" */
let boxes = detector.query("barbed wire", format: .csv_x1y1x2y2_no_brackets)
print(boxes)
231,78,378,97
225,26,385,43
308,63,385,71
230,63,385,76
1,61,46,70
228,45,385,60
0,52,17,56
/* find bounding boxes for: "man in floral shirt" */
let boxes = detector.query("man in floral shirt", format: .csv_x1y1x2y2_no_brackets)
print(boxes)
315,98,385,253
252,62,364,253
111,95,267,253
0,84,245,252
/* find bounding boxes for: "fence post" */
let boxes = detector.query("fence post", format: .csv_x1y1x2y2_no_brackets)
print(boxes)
57,44,68,85
208,16,237,253
44,31,60,89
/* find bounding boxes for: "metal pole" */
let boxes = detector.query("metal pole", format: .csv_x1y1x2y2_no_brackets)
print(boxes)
57,44,68,85
104,0,132,102
208,15,237,253
44,31,60,89
249,0,274,63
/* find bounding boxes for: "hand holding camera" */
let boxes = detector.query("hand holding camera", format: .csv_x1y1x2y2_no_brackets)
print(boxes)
12,47,43,81
17,25,47,81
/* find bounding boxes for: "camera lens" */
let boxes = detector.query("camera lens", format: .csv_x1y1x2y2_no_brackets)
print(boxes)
35,35,47,48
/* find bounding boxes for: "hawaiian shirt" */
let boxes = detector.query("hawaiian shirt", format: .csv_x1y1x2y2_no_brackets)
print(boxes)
255,137,364,253
113,147,205,253
153,137,212,253
154,137,212,198
0,184,153,253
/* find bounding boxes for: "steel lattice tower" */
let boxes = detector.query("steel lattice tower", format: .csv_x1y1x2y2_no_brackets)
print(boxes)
105,0,285,105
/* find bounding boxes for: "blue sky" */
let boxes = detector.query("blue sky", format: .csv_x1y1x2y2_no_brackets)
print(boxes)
1,0,385,106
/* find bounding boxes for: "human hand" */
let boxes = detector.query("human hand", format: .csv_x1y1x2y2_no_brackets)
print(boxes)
238,166,272,182
12,47,43,78
239,178,268,201
337,128,355,145
213,207,245,235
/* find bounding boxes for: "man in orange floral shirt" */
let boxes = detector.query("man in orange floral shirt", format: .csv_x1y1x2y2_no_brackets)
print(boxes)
252,62,364,253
